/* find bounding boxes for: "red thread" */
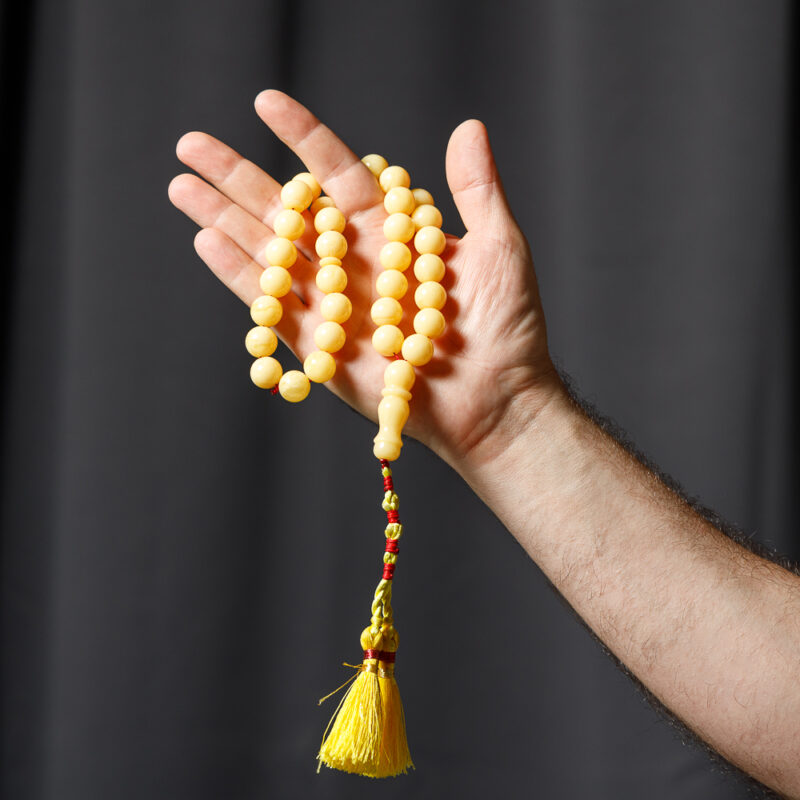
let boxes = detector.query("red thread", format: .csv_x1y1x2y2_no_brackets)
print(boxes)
386,510,399,524
382,563,396,580
270,385,279,395
363,649,380,660
392,354,403,360
378,650,396,663
384,539,399,554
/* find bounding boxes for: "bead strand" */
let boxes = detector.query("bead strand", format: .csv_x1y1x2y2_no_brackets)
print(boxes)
362,155,448,459
248,172,351,402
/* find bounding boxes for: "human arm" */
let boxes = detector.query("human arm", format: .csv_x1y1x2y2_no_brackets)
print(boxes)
168,90,800,798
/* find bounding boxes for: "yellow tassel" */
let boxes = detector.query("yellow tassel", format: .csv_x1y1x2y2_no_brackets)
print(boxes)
376,660,413,777
318,653,383,776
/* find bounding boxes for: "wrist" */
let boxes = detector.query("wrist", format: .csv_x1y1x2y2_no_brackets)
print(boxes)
452,365,577,489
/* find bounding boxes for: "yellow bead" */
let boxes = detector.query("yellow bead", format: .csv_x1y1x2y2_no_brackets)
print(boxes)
414,308,446,338
414,225,446,255
384,358,416,390
278,369,310,402
260,266,292,297
293,172,322,200
280,179,313,212
264,237,297,268
273,209,305,240
371,297,403,326
303,350,336,383
411,188,434,206
314,206,346,234
250,356,282,389
315,230,348,260
372,324,404,356
250,295,283,326
379,242,412,272
316,264,347,293
320,292,352,323
245,325,278,357
383,213,415,243
310,196,335,214
362,154,389,177
384,186,416,215
319,256,342,267
415,280,447,310
379,165,411,193
414,253,446,282
376,269,408,299
361,153,389,178
411,204,443,230
401,333,433,366
314,320,346,353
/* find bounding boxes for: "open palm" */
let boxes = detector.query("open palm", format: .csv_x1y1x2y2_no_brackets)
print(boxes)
169,91,559,468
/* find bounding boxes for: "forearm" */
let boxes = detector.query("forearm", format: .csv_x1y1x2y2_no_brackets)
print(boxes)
456,380,800,798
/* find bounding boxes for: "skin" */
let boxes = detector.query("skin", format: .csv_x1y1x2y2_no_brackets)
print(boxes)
169,90,800,798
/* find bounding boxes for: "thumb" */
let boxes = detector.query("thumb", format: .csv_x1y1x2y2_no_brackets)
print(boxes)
446,119,515,235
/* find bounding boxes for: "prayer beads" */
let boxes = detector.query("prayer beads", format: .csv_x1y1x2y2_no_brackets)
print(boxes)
247,173,350,402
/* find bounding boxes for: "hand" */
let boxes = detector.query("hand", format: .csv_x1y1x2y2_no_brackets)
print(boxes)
168,90,562,469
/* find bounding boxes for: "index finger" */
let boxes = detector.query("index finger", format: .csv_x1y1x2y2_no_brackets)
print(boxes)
254,90,384,217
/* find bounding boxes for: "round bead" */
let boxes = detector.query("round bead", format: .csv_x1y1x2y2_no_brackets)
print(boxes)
273,209,305,240
265,237,297,268
415,281,447,310
384,186,416,216
279,370,310,402
411,204,443,230
250,356,282,389
314,206,346,234
414,308,446,338
314,320,346,353
316,264,348,293
372,324,404,357
280,179,313,212
245,325,278,357
293,172,321,200
383,213,415,243
371,297,403,326
315,230,348,260
384,358,416,391
310,196,335,214
320,292,352,323
379,242,412,272
304,350,337,383
376,269,408,299
402,333,433,366
414,225,446,255
362,154,389,177
414,253,446,282
379,165,411,193
260,266,292,297
250,295,283,327
411,188,434,207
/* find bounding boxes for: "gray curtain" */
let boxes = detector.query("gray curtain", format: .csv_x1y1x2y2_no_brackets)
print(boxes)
2,1,795,798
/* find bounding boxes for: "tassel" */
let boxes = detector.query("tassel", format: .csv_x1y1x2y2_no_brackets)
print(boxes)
318,461,412,777
376,646,413,777
317,641,383,775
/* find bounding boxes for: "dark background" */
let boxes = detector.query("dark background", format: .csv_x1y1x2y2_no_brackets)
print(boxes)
1,1,796,798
